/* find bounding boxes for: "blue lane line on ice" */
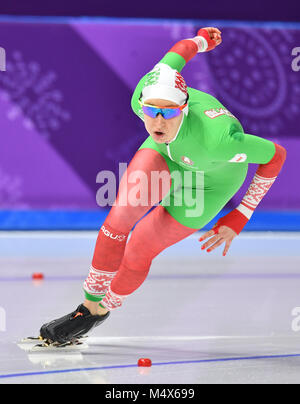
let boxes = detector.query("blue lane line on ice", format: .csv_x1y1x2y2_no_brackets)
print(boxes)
2,273,300,282
1,353,300,380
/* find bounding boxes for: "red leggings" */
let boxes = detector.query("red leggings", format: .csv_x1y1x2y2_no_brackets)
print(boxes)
83,148,197,308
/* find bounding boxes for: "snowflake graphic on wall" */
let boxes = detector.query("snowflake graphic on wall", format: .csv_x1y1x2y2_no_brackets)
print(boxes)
0,51,71,138
207,28,300,135
0,167,28,208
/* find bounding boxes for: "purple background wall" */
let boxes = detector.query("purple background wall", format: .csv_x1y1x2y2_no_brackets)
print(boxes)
0,19,299,217
1,0,299,22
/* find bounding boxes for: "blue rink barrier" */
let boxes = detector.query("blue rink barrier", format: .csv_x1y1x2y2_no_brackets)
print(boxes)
0,210,299,231
0,15,300,29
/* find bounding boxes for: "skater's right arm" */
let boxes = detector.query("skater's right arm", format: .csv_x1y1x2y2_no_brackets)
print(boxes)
131,27,222,118
159,27,222,72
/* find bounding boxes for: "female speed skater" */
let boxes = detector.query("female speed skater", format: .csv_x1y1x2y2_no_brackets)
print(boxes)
39,27,286,346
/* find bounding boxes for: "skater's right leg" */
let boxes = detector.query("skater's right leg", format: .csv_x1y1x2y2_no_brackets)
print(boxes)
83,148,171,315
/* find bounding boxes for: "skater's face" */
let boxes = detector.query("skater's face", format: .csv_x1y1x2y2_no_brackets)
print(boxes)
143,99,184,144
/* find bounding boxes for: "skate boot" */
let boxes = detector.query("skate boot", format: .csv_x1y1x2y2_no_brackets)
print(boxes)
39,304,110,347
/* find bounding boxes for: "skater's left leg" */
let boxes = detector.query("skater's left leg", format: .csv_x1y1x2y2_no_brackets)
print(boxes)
101,205,198,310
83,148,171,314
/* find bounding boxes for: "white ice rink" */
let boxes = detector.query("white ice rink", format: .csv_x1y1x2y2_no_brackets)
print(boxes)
0,231,300,384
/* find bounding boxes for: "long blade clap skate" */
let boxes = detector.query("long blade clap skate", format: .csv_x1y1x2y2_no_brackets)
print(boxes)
37,304,110,348
19,335,90,352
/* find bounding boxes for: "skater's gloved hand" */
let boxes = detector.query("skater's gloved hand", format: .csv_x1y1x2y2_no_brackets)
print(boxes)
198,224,237,257
199,208,249,255
192,27,222,52
201,27,222,45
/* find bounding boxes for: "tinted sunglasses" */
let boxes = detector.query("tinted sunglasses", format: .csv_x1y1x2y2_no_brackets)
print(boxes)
138,100,188,119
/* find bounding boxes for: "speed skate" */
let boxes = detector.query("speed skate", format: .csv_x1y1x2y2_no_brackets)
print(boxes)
18,336,89,352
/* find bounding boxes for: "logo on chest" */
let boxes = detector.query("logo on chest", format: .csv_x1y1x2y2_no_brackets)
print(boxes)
204,108,236,119
181,156,195,166
229,153,247,163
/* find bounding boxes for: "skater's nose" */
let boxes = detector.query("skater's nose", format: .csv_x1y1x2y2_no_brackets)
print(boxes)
155,113,164,120
154,114,166,127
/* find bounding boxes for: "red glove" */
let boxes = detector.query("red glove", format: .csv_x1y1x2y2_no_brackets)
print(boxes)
197,28,219,52
213,209,249,236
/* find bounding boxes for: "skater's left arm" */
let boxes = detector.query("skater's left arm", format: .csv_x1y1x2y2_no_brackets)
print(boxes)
200,131,287,256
